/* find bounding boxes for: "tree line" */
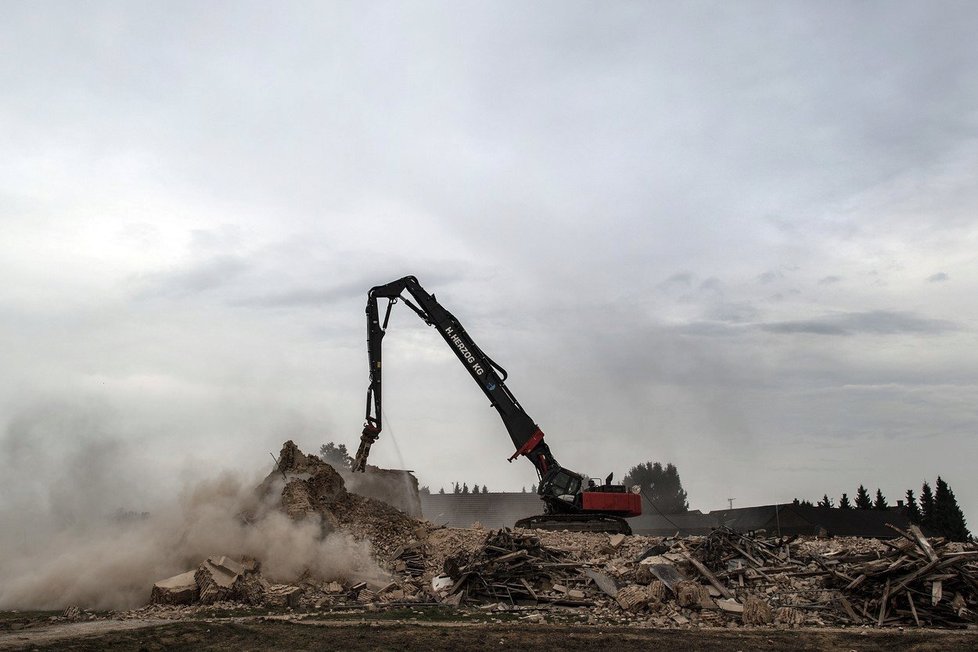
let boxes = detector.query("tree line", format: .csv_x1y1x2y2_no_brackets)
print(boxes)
797,477,970,541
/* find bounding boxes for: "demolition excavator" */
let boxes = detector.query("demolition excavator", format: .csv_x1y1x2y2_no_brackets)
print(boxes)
352,275,641,534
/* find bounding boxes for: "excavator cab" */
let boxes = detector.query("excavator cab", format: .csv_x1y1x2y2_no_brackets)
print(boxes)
539,467,583,503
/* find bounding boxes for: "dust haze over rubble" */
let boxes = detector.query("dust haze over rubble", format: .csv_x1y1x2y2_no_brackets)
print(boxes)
0,403,386,611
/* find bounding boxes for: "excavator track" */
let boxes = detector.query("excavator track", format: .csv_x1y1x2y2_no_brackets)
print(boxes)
514,513,632,535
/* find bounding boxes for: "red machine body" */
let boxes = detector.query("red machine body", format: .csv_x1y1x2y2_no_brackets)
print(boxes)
581,490,642,517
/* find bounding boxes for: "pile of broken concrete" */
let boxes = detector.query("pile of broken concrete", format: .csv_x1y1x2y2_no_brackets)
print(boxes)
151,440,426,608
151,556,301,608
147,442,976,629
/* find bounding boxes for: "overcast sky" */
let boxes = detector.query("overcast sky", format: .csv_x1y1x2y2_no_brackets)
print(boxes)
2,1,977,527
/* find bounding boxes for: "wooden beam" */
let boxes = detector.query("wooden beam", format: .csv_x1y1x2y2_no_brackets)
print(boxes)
682,551,734,599
909,525,938,563
907,592,920,627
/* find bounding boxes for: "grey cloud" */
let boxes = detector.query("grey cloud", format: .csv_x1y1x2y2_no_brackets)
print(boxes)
699,277,722,291
709,301,760,324
135,256,252,299
927,272,949,283
818,275,842,285
756,271,780,284
760,311,958,336
660,272,694,288
231,283,367,309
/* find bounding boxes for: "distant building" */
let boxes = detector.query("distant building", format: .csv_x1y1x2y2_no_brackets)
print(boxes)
419,493,916,538
711,503,915,538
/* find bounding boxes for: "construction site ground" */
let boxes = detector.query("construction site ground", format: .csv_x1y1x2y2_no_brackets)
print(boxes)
6,443,976,650
3,607,978,651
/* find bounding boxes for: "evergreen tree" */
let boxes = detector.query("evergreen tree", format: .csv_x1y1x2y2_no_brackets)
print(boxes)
873,489,888,510
438,487,446,495
623,461,689,513
461,483,469,494
839,493,852,509
920,481,935,526
521,486,527,493
531,483,537,493
855,485,872,509
453,482,461,494
904,489,921,524
933,476,971,541
419,485,431,495
481,485,488,494
799,499,814,507
817,494,834,508
319,442,353,467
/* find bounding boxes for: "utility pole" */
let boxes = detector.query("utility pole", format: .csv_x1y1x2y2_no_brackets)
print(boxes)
727,498,735,510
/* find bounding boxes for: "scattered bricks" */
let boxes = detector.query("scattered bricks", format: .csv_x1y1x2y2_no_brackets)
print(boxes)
326,581,344,594
151,570,199,605
62,606,81,620
676,580,709,608
265,584,303,608
195,558,241,605
232,572,268,605
609,533,626,549
676,581,710,609
633,564,654,585
616,584,649,612
716,598,744,614
743,595,773,625
775,606,805,627
380,589,405,602
356,589,376,604
648,580,669,603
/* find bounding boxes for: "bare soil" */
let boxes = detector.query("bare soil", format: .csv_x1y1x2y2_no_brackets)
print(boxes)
2,613,977,651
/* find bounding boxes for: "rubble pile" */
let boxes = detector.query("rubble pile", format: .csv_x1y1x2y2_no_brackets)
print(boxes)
142,442,976,629
150,441,428,609
152,556,265,606
689,524,978,627
439,530,591,606
421,525,976,628
263,440,428,558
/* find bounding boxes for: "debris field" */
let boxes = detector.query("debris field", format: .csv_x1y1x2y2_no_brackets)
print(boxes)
134,442,978,629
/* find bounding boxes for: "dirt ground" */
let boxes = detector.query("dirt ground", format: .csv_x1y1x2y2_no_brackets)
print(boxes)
3,614,978,651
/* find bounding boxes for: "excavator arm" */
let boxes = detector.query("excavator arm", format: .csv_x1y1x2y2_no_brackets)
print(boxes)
352,276,578,506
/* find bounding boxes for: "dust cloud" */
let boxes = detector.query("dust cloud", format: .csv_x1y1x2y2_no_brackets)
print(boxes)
0,401,385,611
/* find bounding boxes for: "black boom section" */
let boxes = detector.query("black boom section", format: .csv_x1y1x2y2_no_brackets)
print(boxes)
352,276,559,483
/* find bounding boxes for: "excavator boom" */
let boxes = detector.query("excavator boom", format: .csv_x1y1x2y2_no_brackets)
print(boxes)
352,276,640,526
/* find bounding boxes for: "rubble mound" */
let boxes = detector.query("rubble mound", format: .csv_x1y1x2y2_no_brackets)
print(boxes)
267,441,427,558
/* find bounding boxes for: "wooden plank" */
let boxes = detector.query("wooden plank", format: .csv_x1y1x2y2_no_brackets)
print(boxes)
909,525,939,563
682,551,734,599
931,580,942,606
845,574,867,591
891,558,940,594
907,592,920,627
837,595,860,623
877,579,890,627
727,540,763,567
